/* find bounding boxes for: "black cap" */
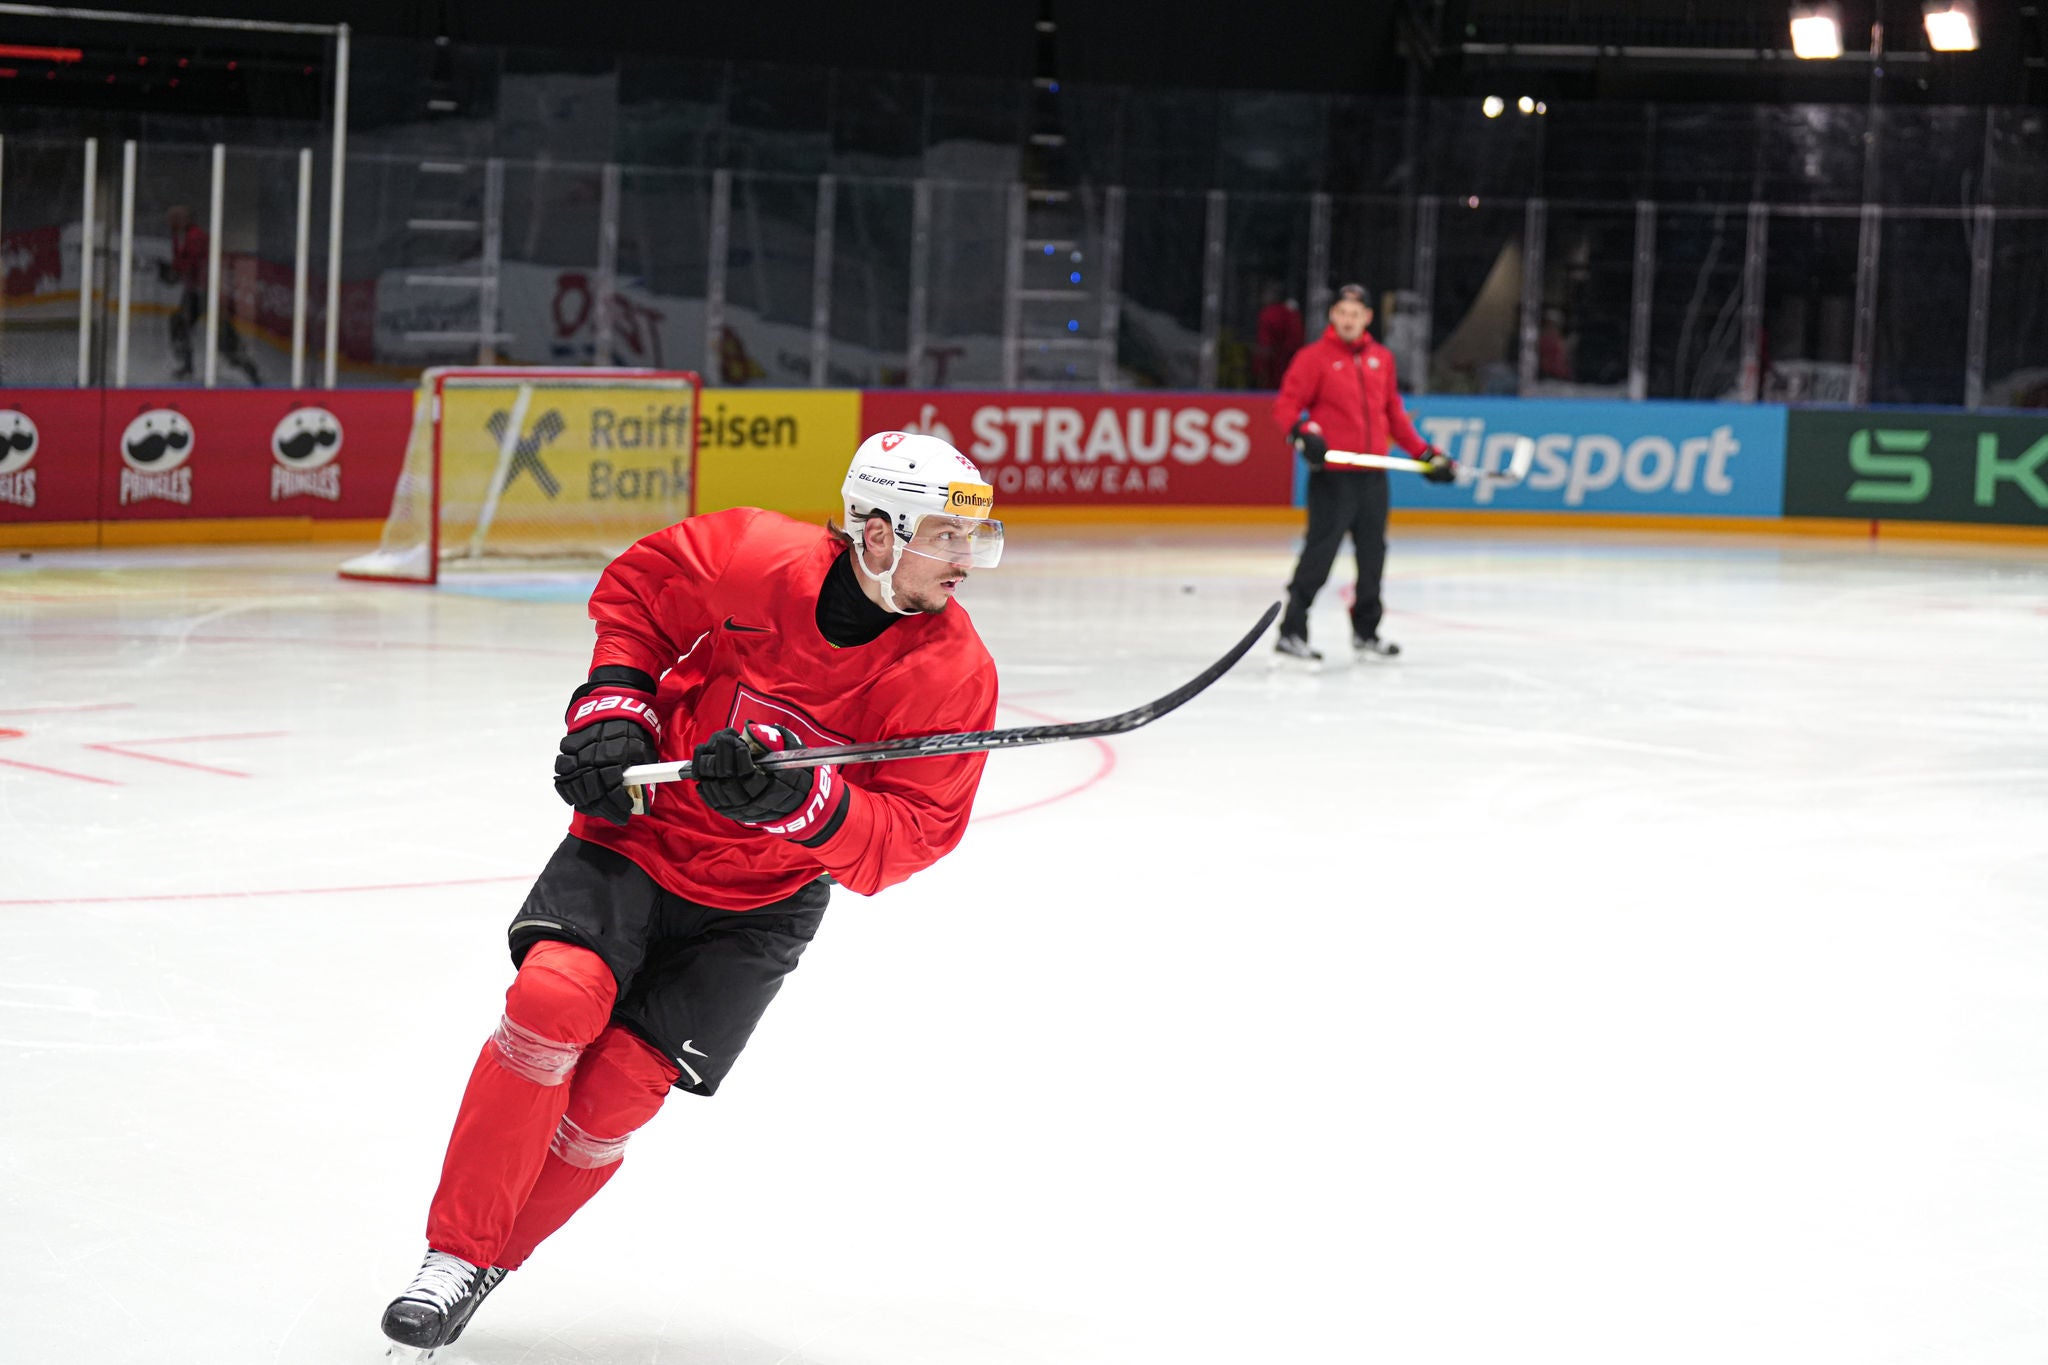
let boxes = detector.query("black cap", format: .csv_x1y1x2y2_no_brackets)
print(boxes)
1331,282,1372,307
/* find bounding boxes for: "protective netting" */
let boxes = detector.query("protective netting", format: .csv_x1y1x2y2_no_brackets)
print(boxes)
340,367,700,583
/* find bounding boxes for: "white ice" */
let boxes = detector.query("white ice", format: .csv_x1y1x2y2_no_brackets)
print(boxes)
3,524,2047,1365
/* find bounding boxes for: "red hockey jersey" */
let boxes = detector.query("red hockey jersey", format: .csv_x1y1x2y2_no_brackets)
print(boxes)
569,507,998,911
1271,325,1428,466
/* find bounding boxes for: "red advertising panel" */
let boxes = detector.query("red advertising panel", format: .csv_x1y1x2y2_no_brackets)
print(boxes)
860,391,1293,506
98,388,412,523
0,389,103,526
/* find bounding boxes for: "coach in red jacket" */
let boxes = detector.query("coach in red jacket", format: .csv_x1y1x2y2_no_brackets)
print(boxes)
1270,283,1451,663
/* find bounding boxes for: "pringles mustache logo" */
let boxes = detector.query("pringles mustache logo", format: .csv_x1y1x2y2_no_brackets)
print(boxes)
0,409,37,508
119,408,195,506
270,406,344,502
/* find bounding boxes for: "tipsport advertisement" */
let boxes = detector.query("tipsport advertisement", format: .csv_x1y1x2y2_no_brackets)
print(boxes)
1383,397,1789,518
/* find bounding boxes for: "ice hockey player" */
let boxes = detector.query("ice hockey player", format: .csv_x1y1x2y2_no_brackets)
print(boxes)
379,430,1003,1355
1271,282,1453,665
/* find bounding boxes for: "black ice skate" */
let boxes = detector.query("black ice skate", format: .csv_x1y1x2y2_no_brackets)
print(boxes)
1353,633,1400,660
1274,633,1323,669
381,1250,508,1357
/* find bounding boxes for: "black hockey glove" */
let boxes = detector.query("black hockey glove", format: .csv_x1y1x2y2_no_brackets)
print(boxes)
554,668,661,826
693,722,847,843
1289,419,1328,468
1420,446,1457,484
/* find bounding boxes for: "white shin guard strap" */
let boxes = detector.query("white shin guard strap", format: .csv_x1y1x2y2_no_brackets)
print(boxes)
491,1014,582,1086
549,1114,630,1169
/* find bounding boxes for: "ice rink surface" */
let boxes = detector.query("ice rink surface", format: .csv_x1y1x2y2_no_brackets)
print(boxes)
4,522,2047,1365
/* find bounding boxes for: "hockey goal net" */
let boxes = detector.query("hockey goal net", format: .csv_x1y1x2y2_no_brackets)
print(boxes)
340,367,701,584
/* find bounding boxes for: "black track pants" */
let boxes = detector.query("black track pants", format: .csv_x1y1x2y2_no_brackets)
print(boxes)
1281,467,1390,642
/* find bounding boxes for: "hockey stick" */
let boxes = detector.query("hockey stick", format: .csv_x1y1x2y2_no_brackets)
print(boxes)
1326,436,1536,486
621,600,1282,792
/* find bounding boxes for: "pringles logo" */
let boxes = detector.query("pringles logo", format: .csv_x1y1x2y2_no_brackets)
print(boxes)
0,409,38,508
119,408,195,506
270,406,344,502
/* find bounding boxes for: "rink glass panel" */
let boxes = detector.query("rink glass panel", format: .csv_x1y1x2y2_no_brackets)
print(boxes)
1216,192,1311,392
1427,198,1525,396
1325,197,1415,380
496,160,608,367
1115,191,1206,390
1,138,89,387
1645,206,1748,402
1527,205,1637,399
827,179,914,389
1870,213,1973,408
1761,211,1862,405
1984,215,2048,409
720,173,821,389
615,168,714,378
922,181,1009,389
117,143,211,387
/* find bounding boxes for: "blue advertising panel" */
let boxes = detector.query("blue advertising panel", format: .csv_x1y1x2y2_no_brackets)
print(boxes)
1317,397,1789,517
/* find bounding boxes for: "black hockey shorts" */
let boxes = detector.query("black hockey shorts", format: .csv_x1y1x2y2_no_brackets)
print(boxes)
507,835,829,1097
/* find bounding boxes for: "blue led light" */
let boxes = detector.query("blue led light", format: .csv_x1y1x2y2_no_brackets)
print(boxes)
1070,271,1082,284
1067,319,1080,332
1043,244,1056,255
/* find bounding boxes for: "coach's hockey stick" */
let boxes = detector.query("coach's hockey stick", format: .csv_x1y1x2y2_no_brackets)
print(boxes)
621,600,1281,793
1326,436,1535,486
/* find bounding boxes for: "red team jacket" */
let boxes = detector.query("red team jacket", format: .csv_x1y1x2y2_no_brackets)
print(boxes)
1271,325,1429,466
570,507,999,910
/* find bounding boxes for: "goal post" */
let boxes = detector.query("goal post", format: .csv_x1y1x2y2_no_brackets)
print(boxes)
340,366,702,584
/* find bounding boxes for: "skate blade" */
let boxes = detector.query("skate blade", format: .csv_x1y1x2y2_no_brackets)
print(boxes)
385,1344,443,1363
1269,655,1322,674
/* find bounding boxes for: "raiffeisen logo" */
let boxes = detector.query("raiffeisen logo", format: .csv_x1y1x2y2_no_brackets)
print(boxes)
1415,413,1745,507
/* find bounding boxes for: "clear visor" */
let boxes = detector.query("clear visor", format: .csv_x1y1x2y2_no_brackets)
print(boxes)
900,513,1005,569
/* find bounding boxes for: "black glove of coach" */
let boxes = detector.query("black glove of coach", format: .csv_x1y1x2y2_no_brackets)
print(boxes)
1288,419,1328,468
1420,446,1457,483
554,667,662,826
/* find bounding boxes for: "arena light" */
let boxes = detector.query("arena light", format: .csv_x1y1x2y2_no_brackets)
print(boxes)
0,44,83,62
1923,0,1978,51
1789,2,1844,58
1516,95,1535,114
1482,95,1504,118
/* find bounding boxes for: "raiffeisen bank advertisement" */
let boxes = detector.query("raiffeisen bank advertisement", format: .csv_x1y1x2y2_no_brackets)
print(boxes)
1391,397,1789,518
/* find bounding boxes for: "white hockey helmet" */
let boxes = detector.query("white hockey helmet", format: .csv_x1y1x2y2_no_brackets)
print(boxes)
841,430,1004,613
843,430,1003,562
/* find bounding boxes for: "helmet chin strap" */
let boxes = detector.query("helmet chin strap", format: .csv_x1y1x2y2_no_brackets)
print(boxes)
853,538,916,615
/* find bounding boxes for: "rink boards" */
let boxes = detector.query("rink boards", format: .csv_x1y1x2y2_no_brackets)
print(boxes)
1,386,2045,546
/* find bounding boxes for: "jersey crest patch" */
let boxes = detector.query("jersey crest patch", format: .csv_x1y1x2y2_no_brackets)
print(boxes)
727,684,853,750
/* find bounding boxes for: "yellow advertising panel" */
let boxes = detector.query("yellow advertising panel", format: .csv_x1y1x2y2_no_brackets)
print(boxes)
435,380,697,555
692,389,863,520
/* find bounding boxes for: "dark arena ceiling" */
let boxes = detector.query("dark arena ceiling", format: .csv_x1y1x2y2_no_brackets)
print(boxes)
0,0,2035,112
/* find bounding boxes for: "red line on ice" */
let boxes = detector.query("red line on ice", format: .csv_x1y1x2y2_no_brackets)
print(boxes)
0,875,532,908
85,731,290,778
2,704,1111,906
0,756,122,786
0,703,136,716
971,699,1118,824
